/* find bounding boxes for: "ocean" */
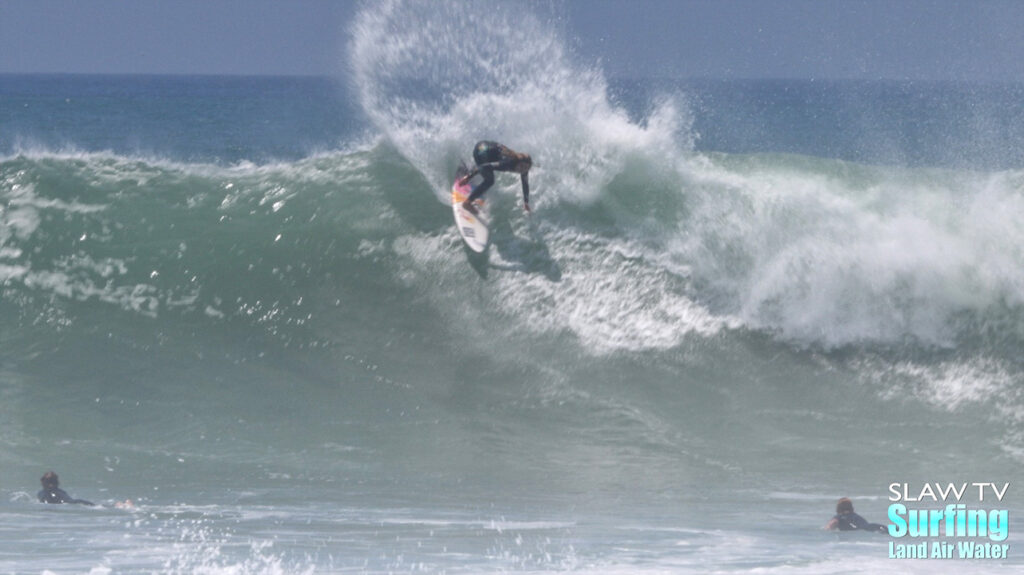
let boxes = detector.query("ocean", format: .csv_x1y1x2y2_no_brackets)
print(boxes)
2,1,1023,573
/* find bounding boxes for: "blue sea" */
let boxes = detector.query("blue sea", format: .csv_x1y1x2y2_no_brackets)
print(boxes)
2,2,1023,573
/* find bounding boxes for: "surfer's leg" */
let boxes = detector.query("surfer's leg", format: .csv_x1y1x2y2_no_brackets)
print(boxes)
467,169,494,202
463,168,494,214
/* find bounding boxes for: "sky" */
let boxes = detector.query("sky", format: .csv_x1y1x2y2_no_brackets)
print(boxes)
1,0,1023,82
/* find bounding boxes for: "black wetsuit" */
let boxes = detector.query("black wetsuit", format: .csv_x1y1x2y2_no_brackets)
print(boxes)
465,141,531,207
832,511,886,533
38,487,94,506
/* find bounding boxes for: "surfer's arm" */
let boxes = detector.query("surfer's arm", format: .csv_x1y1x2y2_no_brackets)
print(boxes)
458,168,475,184
520,172,530,212
459,161,510,185
467,159,517,180
39,488,94,505
854,519,887,533
459,162,495,184
58,489,95,505
848,513,885,533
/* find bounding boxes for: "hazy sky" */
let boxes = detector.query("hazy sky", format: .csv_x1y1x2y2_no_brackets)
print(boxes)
1,0,1022,82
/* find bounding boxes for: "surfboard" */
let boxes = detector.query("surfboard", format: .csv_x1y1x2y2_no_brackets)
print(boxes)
451,162,490,253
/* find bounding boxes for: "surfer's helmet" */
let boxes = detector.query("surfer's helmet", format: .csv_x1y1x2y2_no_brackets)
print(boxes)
41,471,59,488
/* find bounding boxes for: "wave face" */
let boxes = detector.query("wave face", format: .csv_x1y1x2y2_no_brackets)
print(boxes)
2,1,1023,573
5,129,1024,357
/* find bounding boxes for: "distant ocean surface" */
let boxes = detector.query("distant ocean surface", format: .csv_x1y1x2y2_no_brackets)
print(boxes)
3,1,1023,573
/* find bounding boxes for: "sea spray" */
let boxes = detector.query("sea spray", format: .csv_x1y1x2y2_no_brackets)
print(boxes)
349,0,691,204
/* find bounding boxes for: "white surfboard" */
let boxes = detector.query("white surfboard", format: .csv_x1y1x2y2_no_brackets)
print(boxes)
451,163,490,253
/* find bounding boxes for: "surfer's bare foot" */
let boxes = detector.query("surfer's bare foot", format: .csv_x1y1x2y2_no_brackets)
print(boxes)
462,200,477,215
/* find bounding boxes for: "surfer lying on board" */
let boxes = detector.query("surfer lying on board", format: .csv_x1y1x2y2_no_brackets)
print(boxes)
458,141,532,215
38,471,95,506
823,497,887,533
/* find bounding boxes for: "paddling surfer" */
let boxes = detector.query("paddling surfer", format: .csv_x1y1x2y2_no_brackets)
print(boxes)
823,497,887,533
37,471,95,506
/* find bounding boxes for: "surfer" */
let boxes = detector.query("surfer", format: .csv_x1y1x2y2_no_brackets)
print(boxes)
458,141,532,215
37,471,95,506
823,497,886,533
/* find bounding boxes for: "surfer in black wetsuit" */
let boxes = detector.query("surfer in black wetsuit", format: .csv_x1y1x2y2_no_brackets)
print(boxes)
37,471,94,506
458,141,532,215
823,497,886,533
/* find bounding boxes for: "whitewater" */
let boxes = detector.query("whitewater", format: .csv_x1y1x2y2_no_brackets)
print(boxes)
2,0,1023,572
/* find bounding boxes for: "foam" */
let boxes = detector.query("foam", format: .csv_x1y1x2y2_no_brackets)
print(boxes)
676,157,1024,349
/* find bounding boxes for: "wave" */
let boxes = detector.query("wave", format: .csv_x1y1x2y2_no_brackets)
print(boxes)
1,1,1022,369
4,142,1024,364
11,146,1023,464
